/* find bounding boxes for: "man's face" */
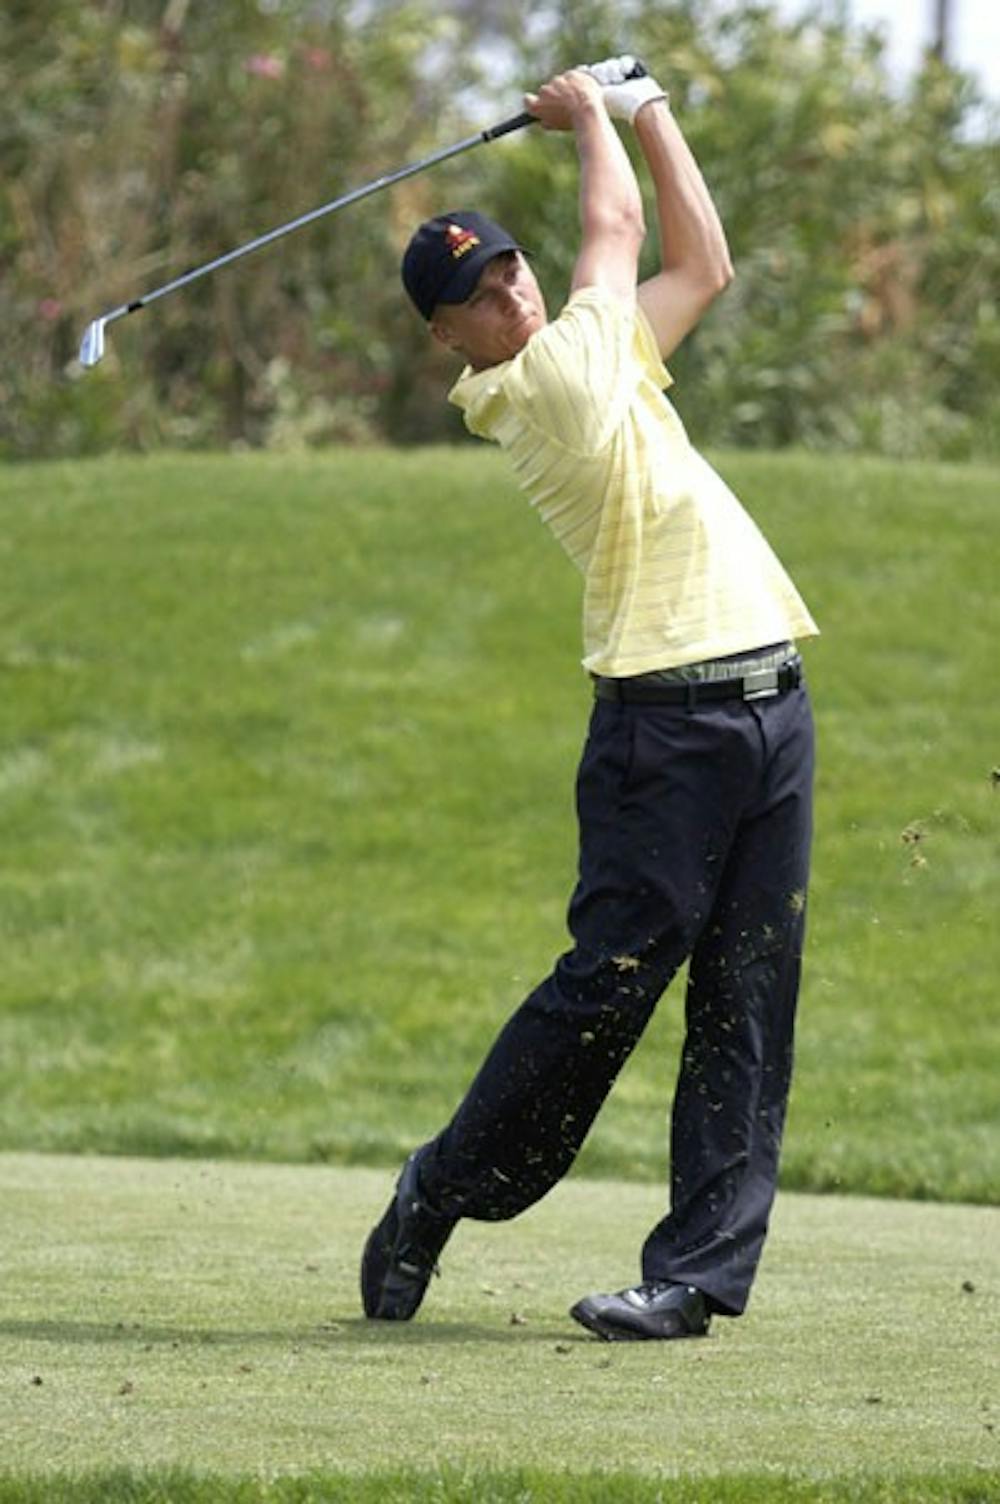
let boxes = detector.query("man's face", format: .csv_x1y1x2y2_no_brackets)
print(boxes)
430,251,547,370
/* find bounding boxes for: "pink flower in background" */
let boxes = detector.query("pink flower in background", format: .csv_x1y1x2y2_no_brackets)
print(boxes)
245,53,284,80
302,47,332,72
38,298,63,322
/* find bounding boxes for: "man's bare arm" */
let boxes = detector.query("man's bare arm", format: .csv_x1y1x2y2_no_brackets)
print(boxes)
633,99,734,358
526,70,646,305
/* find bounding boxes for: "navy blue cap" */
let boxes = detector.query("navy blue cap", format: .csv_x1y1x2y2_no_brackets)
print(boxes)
401,210,524,320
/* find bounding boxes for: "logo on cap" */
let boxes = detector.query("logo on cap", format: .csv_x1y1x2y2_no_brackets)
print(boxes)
445,223,481,261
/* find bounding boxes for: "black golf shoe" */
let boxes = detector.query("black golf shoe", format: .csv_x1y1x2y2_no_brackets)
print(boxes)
360,1147,458,1321
570,1279,711,1342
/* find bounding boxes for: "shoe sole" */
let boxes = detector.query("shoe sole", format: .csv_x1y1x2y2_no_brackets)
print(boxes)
360,1150,455,1322
360,1206,399,1318
361,1212,433,1322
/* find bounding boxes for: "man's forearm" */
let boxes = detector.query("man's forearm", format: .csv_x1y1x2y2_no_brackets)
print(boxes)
574,99,645,243
634,100,732,286
526,68,645,302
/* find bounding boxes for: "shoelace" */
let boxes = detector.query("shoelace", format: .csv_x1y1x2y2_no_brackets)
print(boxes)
395,1240,442,1280
634,1279,680,1302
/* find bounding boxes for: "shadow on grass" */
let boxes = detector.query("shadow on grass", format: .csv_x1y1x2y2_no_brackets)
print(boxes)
1,1316,592,1348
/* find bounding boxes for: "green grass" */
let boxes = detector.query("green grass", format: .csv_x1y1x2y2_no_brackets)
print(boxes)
1,1477,998,1504
1,448,998,1200
2,1152,998,1494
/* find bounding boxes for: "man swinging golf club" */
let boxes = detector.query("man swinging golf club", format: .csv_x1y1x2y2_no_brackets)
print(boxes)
361,56,819,1342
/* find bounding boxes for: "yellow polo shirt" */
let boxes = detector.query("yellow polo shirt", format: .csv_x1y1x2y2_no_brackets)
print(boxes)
449,285,818,676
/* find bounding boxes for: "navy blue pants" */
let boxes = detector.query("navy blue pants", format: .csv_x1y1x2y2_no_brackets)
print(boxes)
419,680,815,1316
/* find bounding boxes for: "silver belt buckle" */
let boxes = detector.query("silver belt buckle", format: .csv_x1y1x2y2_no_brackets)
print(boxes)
742,667,780,700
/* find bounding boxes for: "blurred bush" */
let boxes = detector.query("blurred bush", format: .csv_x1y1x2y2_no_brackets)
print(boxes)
2,0,998,459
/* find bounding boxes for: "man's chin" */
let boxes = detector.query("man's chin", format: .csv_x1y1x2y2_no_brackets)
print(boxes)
508,316,544,354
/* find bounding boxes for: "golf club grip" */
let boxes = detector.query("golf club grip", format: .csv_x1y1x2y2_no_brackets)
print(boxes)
483,57,647,142
482,111,537,142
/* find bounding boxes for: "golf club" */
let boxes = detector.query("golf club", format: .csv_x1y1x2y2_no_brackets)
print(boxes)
77,109,535,369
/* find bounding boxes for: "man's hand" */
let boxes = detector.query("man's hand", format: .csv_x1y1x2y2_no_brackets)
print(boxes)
524,69,607,133
585,54,668,124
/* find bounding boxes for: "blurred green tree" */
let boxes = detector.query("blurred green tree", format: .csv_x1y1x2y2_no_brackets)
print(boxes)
474,0,1000,457
1,0,997,459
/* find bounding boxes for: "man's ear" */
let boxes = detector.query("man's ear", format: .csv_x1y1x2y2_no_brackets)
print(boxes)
430,316,461,353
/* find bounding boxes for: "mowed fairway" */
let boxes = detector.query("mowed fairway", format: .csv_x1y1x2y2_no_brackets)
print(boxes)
2,1151,998,1495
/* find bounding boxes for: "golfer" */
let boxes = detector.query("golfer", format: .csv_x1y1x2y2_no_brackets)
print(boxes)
361,58,819,1341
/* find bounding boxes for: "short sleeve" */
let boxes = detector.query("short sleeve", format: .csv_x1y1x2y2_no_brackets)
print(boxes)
499,288,669,457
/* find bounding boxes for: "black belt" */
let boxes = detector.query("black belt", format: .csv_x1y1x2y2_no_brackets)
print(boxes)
592,658,803,706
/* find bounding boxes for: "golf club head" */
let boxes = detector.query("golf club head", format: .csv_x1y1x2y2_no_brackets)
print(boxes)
79,318,106,368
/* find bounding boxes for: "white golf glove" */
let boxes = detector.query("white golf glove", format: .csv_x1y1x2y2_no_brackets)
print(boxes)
585,54,668,124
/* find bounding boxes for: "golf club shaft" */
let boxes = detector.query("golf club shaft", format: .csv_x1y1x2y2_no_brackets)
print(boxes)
85,110,536,344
